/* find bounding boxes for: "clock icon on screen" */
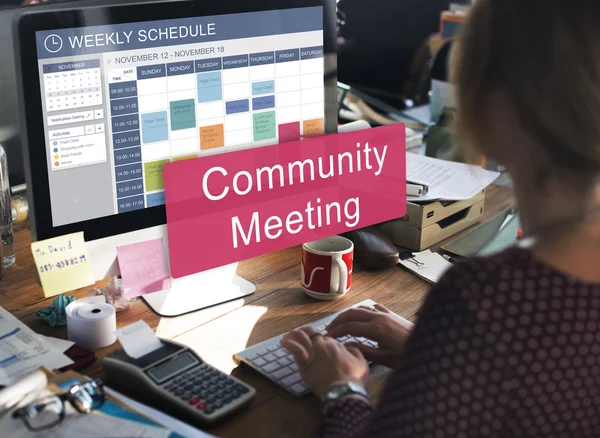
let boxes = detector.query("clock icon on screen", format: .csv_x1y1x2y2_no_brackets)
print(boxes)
44,34,63,53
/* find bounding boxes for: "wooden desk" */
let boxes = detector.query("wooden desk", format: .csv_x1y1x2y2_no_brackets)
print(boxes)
0,185,512,437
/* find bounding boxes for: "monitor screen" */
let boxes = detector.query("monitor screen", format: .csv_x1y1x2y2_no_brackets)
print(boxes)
32,5,326,229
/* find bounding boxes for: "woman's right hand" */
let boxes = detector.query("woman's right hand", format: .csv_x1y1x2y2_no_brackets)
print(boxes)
325,304,412,368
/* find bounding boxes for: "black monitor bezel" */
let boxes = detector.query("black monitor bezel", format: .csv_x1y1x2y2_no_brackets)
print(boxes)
16,0,337,242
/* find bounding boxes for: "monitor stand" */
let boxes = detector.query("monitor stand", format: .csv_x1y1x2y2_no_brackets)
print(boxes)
142,263,256,317
87,225,256,317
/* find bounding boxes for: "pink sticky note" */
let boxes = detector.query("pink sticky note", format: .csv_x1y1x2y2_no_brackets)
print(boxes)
116,238,172,298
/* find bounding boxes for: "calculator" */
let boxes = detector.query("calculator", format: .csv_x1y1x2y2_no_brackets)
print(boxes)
103,338,256,426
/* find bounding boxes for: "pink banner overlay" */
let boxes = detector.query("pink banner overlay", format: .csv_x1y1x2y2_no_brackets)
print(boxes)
164,124,407,278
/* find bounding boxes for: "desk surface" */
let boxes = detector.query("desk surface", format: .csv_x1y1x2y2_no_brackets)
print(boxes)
0,185,512,437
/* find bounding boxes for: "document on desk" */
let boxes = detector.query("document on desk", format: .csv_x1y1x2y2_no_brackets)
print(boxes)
107,388,215,438
406,154,500,202
1,391,171,438
0,307,73,386
398,250,453,284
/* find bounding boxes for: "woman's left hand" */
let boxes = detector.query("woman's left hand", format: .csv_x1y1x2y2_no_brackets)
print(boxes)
281,326,369,398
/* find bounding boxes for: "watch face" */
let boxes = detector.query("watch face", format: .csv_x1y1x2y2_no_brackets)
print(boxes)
329,385,346,398
347,381,359,392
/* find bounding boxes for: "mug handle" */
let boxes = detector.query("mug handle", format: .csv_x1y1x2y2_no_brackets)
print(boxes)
332,257,348,294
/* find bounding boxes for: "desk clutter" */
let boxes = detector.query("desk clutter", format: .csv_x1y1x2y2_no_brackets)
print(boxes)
0,305,256,432
0,369,213,437
379,154,500,251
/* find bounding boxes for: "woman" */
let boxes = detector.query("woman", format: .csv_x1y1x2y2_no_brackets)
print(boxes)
281,1,600,436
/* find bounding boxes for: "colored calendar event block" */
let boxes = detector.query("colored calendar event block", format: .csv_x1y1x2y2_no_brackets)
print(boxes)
303,118,324,136
252,96,275,111
200,124,224,149
141,111,169,143
170,99,196,131
278,122,300,143
146,192,166,207
253,111,276,141
144,159,170,191
226,99,250,115
252,80,275,95
174,154,197,161
197,72,222,103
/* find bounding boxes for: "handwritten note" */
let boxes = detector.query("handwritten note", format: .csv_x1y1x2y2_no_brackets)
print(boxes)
31,232,95,298
116,238,172,298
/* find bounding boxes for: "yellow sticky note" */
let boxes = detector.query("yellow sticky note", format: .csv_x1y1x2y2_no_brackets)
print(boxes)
31,232,95,297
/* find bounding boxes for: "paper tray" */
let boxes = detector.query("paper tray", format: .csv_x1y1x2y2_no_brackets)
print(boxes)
379,200,485,251
402,189,485,229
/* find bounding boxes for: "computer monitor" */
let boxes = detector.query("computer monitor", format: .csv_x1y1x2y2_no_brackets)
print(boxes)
15,0,338,316
336,0,468,105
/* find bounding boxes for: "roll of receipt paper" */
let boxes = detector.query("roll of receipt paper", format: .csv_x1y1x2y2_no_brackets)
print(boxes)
66,296,117,349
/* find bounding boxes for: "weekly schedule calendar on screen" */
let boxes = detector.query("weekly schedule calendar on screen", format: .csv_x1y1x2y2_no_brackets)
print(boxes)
34,7,325,227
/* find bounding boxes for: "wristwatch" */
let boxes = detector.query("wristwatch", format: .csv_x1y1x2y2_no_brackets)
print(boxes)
322,381,370,405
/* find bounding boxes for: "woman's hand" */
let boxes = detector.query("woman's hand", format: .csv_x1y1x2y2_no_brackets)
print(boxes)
281,326,369,398
325,304,412,368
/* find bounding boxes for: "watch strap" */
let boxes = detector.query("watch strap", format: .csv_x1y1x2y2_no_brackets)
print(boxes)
322,381,370,405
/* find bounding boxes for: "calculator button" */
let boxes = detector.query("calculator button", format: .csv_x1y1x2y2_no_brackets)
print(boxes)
205,407,215,414
267,345,279,352
273,349,287,358
236,384,249,394
247,352,259,361
258,349,270,356
262,362,281,373
188,397,200,405
263,353,277,362
196,402,208,411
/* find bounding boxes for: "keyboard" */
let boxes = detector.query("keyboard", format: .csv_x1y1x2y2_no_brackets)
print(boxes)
233,299,414,397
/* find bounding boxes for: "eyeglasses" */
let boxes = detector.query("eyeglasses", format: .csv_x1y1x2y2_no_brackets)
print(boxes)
12,379,105,431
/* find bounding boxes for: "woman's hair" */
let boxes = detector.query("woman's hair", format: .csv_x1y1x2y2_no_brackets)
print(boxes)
451,0,600,176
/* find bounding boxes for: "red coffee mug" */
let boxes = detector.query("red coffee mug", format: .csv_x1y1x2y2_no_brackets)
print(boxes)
301,236,353,300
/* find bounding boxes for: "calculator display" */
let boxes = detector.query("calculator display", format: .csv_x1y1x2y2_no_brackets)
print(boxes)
146,352,198,383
